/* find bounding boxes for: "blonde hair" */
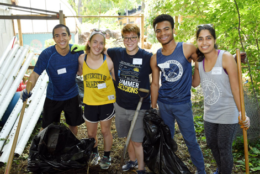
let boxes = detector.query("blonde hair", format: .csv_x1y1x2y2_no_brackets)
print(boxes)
121,24,140,37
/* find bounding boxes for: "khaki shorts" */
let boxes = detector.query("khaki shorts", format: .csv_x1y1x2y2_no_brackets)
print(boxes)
114,102,146,143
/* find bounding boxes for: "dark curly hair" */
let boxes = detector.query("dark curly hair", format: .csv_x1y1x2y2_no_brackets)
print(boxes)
153,14,174,30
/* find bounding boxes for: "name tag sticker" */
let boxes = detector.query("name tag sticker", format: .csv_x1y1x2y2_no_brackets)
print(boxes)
212,67,222,75
158,63,170,69
57,68,67,75
98,83,106,89
108,95,115,100
133,58,142,65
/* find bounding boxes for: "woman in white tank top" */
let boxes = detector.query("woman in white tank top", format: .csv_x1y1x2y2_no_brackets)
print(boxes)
192,25,250,174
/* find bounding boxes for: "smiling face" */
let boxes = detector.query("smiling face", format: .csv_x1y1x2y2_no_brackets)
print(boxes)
122,32,139,55
155,21,175,45
88,34,105,55
197,29,216,54
53,27,71,52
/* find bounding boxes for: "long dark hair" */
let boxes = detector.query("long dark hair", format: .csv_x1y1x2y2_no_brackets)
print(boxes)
196,25,218,62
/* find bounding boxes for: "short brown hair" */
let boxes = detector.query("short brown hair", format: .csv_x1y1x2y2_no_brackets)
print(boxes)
121,24,140,38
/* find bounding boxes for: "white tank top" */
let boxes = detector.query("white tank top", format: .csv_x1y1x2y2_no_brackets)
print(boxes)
198,50,238,124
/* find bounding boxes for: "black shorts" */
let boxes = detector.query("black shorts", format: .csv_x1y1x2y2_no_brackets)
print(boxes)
42,95,84,128
83,103,115,123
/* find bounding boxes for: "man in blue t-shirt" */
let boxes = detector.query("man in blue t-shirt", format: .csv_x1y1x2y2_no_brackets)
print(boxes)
21,24,84,135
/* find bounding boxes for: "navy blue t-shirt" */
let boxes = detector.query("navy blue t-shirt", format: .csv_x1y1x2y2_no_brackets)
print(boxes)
107,47,152,110
34,44,83,101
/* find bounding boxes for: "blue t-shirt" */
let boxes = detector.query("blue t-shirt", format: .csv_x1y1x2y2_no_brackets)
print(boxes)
157,42,192,104
107,47,152,110
34,44,83,101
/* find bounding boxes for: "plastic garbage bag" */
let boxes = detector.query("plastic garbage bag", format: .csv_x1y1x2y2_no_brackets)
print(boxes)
76,76,84,104
27,123,95,173
143,109,191,174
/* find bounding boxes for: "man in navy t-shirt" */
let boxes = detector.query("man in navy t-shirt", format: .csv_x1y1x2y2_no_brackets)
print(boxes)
107,24,152,174
21,24,84,135
150,14,206,174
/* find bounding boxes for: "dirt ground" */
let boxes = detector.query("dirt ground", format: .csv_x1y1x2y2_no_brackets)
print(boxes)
0,114,246,174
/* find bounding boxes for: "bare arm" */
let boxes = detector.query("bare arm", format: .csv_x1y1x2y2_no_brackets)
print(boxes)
192,61,200,87
77,54,85,76
107,56,115,80
183,43,198,62
28,71,40,90
150,54,160,109
222,52,241,111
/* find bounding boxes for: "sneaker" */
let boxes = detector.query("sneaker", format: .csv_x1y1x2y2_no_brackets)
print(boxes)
90,153,100,165
100,156,111,169
213,168,219,174
122,160,138,171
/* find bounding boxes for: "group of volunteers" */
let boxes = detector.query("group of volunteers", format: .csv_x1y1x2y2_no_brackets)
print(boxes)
20,14,250,174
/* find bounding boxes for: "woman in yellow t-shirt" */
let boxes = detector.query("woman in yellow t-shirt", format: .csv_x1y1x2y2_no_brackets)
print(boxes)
77,29,116,170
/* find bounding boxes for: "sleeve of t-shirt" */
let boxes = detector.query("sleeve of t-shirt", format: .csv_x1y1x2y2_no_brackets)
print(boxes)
107,48,120,62
145,51,153,74
33,50,48,76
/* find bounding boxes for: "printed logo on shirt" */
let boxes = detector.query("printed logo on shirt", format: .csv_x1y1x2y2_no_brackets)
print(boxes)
117,61,140,94
160,60,183,82
83,73,107,88
201,78,222,105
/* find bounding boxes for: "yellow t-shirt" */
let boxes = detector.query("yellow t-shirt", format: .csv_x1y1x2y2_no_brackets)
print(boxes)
82,55,116,105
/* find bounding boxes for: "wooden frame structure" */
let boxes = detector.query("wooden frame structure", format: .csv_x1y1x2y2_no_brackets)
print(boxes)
0,2,145,48
65,14,145,48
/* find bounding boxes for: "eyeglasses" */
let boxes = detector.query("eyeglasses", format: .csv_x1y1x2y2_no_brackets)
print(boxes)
197,24,214,29
123,36,138,42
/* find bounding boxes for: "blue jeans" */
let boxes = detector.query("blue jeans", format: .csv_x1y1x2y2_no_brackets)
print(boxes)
158,101,206,174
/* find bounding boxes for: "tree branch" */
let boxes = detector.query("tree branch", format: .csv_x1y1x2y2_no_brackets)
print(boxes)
234,0,259,105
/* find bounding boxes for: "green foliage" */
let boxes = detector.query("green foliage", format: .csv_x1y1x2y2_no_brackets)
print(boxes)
233,137,260,172
68,0,141,23
145,0,260,102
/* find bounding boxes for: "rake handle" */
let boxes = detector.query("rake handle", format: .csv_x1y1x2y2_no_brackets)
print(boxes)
5,81,32,174
236,49,249,174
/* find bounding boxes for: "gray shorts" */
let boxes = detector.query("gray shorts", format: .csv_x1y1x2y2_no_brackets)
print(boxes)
114,102,146,143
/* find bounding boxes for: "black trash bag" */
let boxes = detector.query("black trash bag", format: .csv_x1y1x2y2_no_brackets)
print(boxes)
143,109,191,174
27,123,95,173
76,76,84,104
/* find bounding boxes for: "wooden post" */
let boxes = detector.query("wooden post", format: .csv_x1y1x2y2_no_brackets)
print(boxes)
59,10,64,24
63,15,66,26
141,13,144,49
17,19,23,46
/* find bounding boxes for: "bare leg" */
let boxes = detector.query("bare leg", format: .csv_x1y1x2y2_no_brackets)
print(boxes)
100,118,113,151
131,141,144,170
85,121,98,147
127,140,136,161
